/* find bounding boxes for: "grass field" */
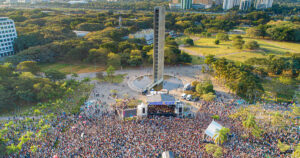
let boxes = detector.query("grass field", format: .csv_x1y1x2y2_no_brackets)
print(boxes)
181,36,300,62
39,63,106,74
191,55,204,65
93,74,126,84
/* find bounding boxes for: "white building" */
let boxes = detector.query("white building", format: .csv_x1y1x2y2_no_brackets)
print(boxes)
67,0,88,4
222,0,240,10
255,0,273,9
18,0,31,3
129,29,154,45
0,17,17,58
223,0,234,10
240,0,252,10
4,0,18,4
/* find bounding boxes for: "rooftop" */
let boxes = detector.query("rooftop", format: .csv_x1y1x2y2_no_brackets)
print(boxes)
0,17,9,20
147,94,175,105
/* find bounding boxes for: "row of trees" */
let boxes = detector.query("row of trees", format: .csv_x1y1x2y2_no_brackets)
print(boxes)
246,21,300,42
0,61,72,112
3,9,193,68
205,55,264,102
245,55,300,77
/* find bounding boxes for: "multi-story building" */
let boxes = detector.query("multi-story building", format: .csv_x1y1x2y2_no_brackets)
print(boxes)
18,0,31,3
222,0,240,10
239,0,252,10
255,0,273,9
233,0,240,6
0,17,17,57
192,0,213,9
181,0,192,10
172,0,180,3
4,0,18,4
223,0,234,10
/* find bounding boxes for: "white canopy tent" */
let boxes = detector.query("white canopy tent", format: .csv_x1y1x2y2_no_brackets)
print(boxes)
162,151,175,158
205,120,223,139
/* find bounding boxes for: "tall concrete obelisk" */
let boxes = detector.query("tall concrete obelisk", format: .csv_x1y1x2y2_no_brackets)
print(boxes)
153,6,165,85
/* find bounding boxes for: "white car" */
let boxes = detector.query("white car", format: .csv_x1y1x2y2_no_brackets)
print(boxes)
181,93,187,99
186,94,193,101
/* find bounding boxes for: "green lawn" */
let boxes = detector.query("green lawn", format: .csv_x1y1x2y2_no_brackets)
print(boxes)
191,55,204,65
183,37,300,62
39,63,106,74
93,74,126,84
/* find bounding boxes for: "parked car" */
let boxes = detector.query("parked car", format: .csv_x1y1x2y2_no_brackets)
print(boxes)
192,97,199,102
184,83,191,91
181,93,187,99
186,94,193,101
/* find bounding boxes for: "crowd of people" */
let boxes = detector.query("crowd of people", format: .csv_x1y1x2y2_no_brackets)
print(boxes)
1,93,299,158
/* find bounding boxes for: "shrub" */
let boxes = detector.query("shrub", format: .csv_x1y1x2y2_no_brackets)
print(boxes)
184,38,194,46
214,39,220,45
245,40,260,50
216,33,229,41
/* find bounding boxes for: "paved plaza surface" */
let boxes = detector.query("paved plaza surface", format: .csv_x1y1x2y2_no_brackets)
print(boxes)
74,65,234,108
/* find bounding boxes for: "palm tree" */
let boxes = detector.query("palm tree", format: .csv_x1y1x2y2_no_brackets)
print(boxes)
242,114,257,130
213,127,230,145
243,114,262,138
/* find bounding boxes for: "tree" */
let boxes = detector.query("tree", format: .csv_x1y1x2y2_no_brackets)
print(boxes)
246,27,260,38
44,70,66,81
213,127,230,145
211,115,220,120
243,114,257,130
75,23,104,31
214,39,220,45
17,61,40,75
86,48,108,64
277,140,290,152
183,38,194,46
244,40,260,50
232,35,245,49
292,144,300,158
107,53,121,68
242,114,262,138
205,144,223,158
216,33,229,41
106,65,115,82
204,55,216,65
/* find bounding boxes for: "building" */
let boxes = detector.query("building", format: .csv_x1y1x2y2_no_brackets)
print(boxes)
233,0,240,6
73,30,90,37
153,6,165,85
239,0,252,10
67,0,88,4
18,0,31,3
192,0,213,9
222,0,234,10
4,0,18,4
214,0,223,5
129,29,154,45
255,0,273,9
181,0,192,10
0,17,17,58
169,3,181,10
222,0,240,10
137,94,186,117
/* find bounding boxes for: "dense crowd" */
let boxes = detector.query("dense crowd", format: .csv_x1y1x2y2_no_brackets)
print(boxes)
1,95,299,158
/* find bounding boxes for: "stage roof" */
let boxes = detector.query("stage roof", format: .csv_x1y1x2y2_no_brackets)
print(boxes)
205,121,223,138
147,94,175,105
